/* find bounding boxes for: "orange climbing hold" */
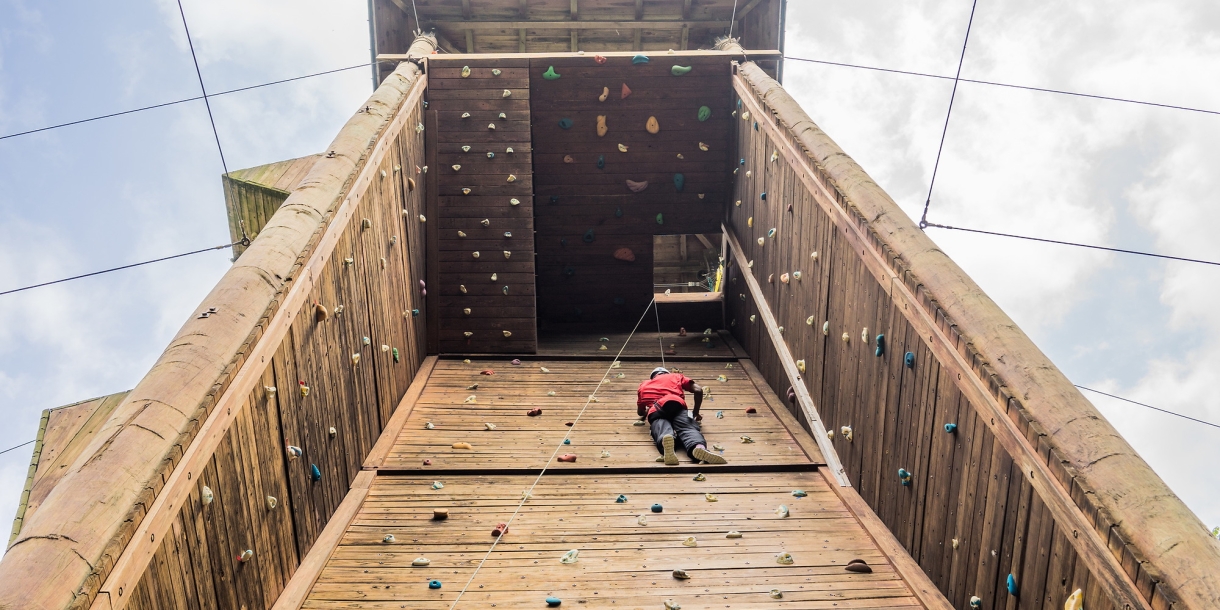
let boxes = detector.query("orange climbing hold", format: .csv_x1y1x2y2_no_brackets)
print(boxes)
745,407,758,414
621,83,632,99
613,248,636,262
492,523,509,537
558,454,577,462
481,369,496,375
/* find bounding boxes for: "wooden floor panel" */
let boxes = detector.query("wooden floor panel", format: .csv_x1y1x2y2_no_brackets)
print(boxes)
535,332,742,359
305,472,922,609
380,359,820,470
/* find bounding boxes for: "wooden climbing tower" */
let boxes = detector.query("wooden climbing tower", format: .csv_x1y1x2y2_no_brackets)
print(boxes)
4,2,1219,609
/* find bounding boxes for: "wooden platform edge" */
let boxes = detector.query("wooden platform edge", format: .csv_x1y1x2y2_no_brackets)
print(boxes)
269,470,374,610
723,223,847,486
819,468,954,610
364,356,438,469
737,358,825,465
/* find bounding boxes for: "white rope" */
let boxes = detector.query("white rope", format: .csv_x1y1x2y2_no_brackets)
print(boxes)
654,299,666,368
727,0,741,41
447,298,664,608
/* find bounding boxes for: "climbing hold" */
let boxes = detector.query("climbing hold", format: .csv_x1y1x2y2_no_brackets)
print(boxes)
583,229,596,243
898,468,913,486
237,549,254,563
780,272,790,284
656,213,664,225
504,231,512,237
1007,573,1018,596
428,580,442,589
460,112,471,120
776,505,789,518
715,411,724,419
615,494,628,503
637,513,649,525
875,334,885,357
651,503,664,513
452,442,474,450
502,286,510,295
599,87,609,102
663,600,681,610
329,426,338,438
620,83,632,99
845,558,873,573
487,151,495,159
424,422,435,429
543,66,561,79
503,250,512,258
754,121,759,130
560,549,580,564
944,422,958,433
462,187,472,195
596,114,608,136
431,481,445,490
563,438,571,445
510,197,520,206
796,359,806,374
598,155,606,169
487,123,496,130
618,143,629,152
726,531,742,538
670,172,686,192
840,426,853,441
541,366,551,373
412,557,431,566
546,597,562,607
697,106,711,121
841,332,850,343
632,54,649,64
758,238,766,246
558,454,577,462
491,68,501,76
527,408,542,417
300,381,310,398
383,534,396,544
506,146,514,153
704,493,718,502
502,330,512,337
645,116,660,134
351,353,361,365
771,150,779,163
767,228,777,239
760,191,767,200
671,65,692,76
969,596,982,608
747,216,753,227
492,522,509,537
452,164,462,172
507,174,517,182
286,445,302,460
1064,589,1083,610
769,589,783,599
749,315,757,323
393,348,400,362
433,508,449,520
460,65,471,78
461,145,471,153
672,569,690,580
626,179,648,192
776,552,795,565
600,450,611,458
558,118,574,129
422,459,431,466
484,422,496,431
861,327,869,342
498,112,507,119
471,251,480,258
681,536,698,547
314,302,328,322
201,486,214,505
310,464,322,482
457,230,467,238
792,270,802,280
792,490,808,498
745,407,757,414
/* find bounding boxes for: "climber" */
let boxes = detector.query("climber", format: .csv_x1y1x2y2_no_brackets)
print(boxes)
637,367,727,465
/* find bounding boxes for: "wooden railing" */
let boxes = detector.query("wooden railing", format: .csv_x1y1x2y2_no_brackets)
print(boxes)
724,60,1220,610
0,39,436,610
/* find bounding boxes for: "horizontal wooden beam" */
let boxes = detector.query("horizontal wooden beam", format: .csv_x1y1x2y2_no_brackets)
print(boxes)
378,49,781,62
427,20,730,30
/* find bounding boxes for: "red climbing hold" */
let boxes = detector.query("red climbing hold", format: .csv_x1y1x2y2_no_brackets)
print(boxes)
527,408,542,416
845,559,872,573
565,421,575,427
613,247,636,262
558,454,577,462
511,359,522,365
745,407,758,414
480,370,496,375
492,522,509,537
621,83,632,99
665,349,677,356
423,459,432,465
594,55,608,65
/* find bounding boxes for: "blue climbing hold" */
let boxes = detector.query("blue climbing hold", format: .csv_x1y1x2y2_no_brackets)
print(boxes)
1007,573,1018,596
583,229,595,243
411,309,420,317
736,99,742,109
944,423,958,433
564,266,576,277
651,503,663,513
615,207,622,217
550,195,559,204
310,464,321,482
760,192,767,201
673,173,685,192
616,494,628,503
632,54,649,64
546,596,562,607
597,155,605,169
560,238,567,246
897,468,912,486
563,439,571,445
558,118,574,129
904,352,914,368
875,333,885,357
791,490,808,498
753,121,759,131
428,579,442,589
739,158,746,165
612,297,625,306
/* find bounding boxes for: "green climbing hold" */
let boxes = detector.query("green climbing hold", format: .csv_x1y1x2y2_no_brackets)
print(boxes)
543,66,561,80
392,347,400,362
615,207,622,217
546,597,562,607
428,579,442,589
632,54,649,64
616,494,628,503
656,213,664,225
651,503,664,512
558,118,574,129
597,154,605,169
671,65,692,76
583,229,595,243
698,106,711,122
673,173,685,192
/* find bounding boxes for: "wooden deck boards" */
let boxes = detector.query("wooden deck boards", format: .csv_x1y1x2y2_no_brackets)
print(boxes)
536,332,741,359
380,358,820,470
305,472,922,609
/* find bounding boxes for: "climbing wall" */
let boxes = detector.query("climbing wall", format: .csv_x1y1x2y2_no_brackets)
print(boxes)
530,55,732,330
428,57,538,353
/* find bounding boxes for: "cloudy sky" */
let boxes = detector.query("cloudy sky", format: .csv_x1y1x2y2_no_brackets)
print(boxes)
0,0,1215,547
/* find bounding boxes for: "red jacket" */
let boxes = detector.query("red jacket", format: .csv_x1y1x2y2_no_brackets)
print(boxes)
636,373,694,417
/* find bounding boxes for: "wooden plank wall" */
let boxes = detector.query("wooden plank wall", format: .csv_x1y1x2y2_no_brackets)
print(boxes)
530,55,731,330
119,95,430,610
723,67,1129,610
428,57,538,353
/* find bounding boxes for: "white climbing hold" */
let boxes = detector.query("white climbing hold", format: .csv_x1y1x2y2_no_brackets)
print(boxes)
842,332,850,342
464,395,477,404
862,327,869,342
265,386,277,395
383,534,396,543
771,151,779,162
841,426,853,441
540,367,551,373
726,531,742,538
740,435,754,443
503,250,512,259
618,143,628,152
458,230,467,238
201,486,214,506
952,538,960,549
776,505,789,518
265,495,277,510
459,285,468,293
462,188,472,195
705,493,718,502
461,112,471,119
745,170,752,178
472,251,480,258
637,514,648,526
413,557,432,566
452,164,461,171
462,145,471,152
506,147,514,153
329,426,337,438
776,552,794,565
682,536,698,547
484,422,496,430
664,600,681,610
770,589,783,599
431,481,444,489
488,123,496,130
461,65,471,78
599,87,609,102
611,361,621,368
510,198,520,206
238,549,254,563
502,89,512,98
560,549,580,564
600,450,611,458
796,359,806,374
507,174,517,182
811,251,819,261
547,391,557,396
757,237,765,245
498,112,507,119
503,330,512,337
425,422,435,429
419,214,427,222
490,272,497,280
699,142,709,151
351,353,361,365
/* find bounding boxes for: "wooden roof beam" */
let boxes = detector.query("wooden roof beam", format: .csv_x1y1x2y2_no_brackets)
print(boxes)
734,0,767,21
428,20,731,29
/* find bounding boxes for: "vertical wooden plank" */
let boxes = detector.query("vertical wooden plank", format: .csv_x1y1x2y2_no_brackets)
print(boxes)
425,106,440,354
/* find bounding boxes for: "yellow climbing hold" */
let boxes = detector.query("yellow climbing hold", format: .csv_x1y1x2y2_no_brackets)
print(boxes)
599,86,609,102
462,187,472,195
597,115,608,137
464,395,477,403
699,142,709,151
646,116,660,134
681,536,698,547
461,65,471,78
452,442,473,450
796,359,806,374
617,143,628,152
452,164,461,171
484,422,496,430
769,589,783,599
705,493,718,502
776,552,794,565
747,217,753,227
1064,589,1083,610
507,174,517,182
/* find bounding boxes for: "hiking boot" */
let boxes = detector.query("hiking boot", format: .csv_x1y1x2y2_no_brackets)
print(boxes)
661,434,679,465
692,445,727,465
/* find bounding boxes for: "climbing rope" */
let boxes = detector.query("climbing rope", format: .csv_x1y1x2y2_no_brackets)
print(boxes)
654,299,666,368
447,298,667,608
